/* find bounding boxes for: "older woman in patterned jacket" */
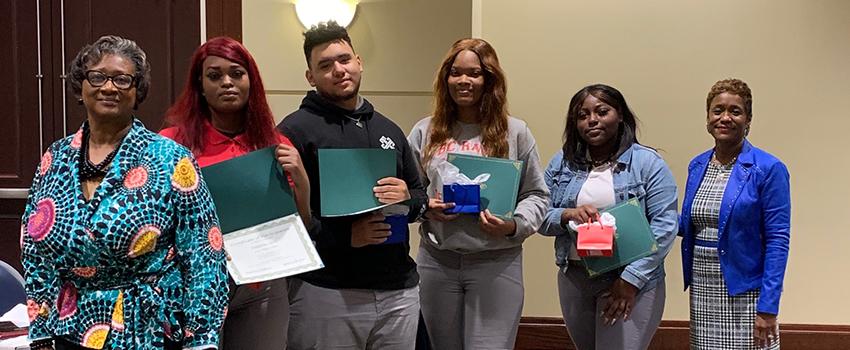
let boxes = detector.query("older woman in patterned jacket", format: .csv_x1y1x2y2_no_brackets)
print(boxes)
21,35,228,350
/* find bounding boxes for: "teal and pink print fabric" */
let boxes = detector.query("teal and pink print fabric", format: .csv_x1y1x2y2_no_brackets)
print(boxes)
21,119,228,349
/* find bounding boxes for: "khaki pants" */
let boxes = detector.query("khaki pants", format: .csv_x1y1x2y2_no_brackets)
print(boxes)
287,278,419,350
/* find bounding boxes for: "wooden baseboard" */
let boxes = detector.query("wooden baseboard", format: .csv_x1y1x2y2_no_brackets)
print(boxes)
515,317,850,350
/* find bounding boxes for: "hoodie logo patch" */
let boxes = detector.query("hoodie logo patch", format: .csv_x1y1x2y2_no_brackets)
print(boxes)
380,136,396,150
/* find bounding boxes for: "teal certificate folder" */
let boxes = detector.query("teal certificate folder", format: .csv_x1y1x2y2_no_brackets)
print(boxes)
201,146,297,233
582,198,658,277
319,148,396,217
447,153,523,219
202,147,324,284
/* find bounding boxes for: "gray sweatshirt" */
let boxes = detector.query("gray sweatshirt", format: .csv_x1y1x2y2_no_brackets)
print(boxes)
407,116,550,253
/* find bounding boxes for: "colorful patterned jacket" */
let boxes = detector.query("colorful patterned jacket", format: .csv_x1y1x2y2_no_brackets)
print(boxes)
21,119,228,349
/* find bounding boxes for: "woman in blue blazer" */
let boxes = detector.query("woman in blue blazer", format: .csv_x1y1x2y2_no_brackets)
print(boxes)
680,78,791,350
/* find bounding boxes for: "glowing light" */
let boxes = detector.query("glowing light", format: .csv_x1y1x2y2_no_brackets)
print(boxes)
295,0,358,29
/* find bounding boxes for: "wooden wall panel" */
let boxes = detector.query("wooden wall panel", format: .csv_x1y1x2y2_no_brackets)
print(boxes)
205,0,242,41
58,0,200,135
515,317,850,350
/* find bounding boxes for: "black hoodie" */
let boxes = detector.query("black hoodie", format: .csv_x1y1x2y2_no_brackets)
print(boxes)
277,91,428,290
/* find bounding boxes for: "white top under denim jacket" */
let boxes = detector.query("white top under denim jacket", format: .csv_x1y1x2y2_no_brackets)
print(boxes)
538,143,679,291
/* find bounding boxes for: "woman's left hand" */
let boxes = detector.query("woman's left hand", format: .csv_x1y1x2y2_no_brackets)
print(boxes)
754,312,779,347
276,143,308,186
600,278,639,326
479,209,517,237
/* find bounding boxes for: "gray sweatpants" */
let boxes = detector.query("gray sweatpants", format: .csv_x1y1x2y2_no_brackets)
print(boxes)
287,278,420,350
557,265,665,350
417,244,524,350
222,277,290,349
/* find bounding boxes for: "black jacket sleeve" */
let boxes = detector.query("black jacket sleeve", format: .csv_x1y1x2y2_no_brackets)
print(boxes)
278,122,347,247
399,137,428,223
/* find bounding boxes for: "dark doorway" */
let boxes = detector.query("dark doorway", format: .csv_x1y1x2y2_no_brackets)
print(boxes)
0,0,247,272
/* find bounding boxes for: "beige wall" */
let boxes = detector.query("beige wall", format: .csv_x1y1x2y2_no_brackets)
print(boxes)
243,0,471,130
245,0,850,325
479,0,850,324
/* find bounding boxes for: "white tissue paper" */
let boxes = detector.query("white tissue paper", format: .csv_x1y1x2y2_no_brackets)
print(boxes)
568,212,617,232
436,161,490,185
0,303,29,328
381,203,410,216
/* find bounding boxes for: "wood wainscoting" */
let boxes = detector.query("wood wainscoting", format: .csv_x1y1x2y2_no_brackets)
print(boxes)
515,317,850,350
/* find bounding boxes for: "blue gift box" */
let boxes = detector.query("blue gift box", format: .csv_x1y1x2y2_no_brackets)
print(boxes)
442,183,481,214
382,214,409,245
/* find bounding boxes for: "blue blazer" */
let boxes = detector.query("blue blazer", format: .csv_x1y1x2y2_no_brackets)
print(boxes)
680,140,790,315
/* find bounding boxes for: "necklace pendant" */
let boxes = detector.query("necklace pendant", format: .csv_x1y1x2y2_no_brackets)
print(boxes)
355,120,363,128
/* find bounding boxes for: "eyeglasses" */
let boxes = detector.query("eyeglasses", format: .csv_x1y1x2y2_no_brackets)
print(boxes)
85,70,135,90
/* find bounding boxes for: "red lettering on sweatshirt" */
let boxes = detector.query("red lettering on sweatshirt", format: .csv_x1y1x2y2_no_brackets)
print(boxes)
434,139,483,157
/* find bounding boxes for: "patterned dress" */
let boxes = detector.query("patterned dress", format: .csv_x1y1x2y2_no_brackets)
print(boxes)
689,162,779,349
21,119,229,349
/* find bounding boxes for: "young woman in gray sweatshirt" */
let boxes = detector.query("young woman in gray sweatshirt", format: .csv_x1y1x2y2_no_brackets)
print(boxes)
407,38,549,350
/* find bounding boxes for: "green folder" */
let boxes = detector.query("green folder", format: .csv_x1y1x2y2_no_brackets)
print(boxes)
319,148,395,217
447,153,523,219
582,198,658,277
201,146,297,234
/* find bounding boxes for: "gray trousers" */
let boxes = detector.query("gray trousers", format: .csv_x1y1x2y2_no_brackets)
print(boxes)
557,265,665,350
222,277,290,349
417,244,524,350
287,278,420,350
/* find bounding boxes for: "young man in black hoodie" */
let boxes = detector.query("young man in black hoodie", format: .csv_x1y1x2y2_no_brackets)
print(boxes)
277,21,428,349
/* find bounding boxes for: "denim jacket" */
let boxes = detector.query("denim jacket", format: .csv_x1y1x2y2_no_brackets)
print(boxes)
538,144,678,291
680,140,790,315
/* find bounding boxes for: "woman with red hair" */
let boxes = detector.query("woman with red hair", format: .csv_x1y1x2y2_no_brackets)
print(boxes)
161,36,309,349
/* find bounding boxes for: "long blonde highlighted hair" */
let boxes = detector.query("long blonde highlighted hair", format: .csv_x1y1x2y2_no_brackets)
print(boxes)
423,38,509,165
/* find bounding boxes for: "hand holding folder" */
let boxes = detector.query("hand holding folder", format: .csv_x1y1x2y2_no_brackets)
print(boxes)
581,198,658,278
202,147,297,232
350,205,410,247
201,147,323,284
446,153,523,219
319,148,397,217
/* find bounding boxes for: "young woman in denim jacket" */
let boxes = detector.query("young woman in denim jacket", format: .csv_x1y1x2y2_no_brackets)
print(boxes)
538,84,678,350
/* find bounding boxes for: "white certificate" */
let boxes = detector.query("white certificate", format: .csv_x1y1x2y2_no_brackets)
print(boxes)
222,214,323,285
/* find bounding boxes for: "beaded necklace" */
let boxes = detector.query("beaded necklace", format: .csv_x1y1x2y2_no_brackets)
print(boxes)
79,129,121,181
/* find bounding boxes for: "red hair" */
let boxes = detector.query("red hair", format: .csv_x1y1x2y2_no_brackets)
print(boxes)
163,36,279,152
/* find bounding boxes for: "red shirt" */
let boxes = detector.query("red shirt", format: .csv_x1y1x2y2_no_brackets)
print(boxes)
160,120,293,168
